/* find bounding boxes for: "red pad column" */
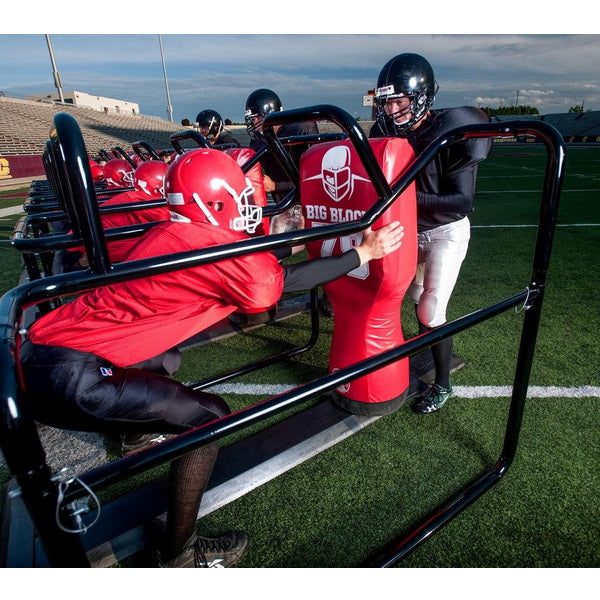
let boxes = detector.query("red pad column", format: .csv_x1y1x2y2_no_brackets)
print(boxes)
300,137,417,415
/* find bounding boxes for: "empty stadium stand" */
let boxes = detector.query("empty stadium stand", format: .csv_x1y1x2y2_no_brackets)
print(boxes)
0,95,250,159
492,111,600,142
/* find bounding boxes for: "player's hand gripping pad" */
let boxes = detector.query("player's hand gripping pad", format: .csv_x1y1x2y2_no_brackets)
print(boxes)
223,147,276,324
300,138,417,415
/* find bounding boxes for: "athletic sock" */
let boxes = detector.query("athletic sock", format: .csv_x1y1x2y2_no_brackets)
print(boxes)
431,336,453,390
161,442,219,561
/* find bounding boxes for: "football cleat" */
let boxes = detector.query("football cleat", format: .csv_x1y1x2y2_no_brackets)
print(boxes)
158,531,249,568
412,383,454,414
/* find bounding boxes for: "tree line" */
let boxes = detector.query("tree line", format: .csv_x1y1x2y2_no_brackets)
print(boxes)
481,105,587,116
481,105,540,115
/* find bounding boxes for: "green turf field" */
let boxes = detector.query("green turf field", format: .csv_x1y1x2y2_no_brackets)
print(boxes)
0,144,599,568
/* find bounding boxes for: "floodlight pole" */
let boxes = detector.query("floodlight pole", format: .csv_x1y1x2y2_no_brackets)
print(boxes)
45,34,65,103
158,35,174,122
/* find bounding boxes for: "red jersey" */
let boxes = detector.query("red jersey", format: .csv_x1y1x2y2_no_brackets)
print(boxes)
100,190,170,228
98,190,171,263
29,221,284,366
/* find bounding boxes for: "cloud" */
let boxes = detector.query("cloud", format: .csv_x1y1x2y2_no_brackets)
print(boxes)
1,34,599,122
475,97,507,107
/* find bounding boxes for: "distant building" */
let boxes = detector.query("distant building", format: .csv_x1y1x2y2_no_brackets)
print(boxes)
363,89,376,120
26,91,139,116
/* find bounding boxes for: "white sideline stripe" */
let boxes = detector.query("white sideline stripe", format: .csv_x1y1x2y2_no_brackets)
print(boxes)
208,383,600,398
475,224,599,228
477,189,600,193
454,385,600,398
0,205,24,217
209,383,298,395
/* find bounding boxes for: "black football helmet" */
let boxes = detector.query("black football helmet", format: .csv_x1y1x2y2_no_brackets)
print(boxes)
244,88,282,136
195,109,224,141
374,53,438,136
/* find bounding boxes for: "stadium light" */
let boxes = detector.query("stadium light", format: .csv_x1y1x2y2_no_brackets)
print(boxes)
158,35,174,122
45,34,65,103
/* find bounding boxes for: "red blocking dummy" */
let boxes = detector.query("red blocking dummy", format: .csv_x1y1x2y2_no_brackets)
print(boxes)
300,137,417,415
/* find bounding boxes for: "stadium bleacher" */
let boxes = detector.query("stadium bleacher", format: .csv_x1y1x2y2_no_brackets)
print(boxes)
0,95,368,184
491,111,600,142
0,95,250,158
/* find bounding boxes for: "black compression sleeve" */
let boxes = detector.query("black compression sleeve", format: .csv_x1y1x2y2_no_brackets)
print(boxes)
275,180,295,194
271,247,293,261
417,190,473,214
282,250,360,293
417,166,477,214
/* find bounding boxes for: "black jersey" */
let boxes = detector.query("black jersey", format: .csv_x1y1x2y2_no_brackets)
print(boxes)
370,106,491,231
250,120,319,201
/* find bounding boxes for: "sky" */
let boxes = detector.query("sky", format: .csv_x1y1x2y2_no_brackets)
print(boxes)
1,30,598,125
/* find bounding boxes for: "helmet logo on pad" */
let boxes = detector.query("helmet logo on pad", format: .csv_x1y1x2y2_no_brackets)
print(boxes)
304,146,370,203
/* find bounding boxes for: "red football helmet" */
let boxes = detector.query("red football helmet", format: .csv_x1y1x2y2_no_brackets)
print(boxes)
90,163,104,183
133,160,168,198
128,153,143,166
165,148,262,234
103,159,135,188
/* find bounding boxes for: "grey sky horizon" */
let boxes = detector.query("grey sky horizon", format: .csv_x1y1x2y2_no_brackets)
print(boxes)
1,34,597,125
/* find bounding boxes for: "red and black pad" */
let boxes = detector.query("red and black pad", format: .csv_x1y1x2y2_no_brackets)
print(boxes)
300,137,417,415
223,148,276,325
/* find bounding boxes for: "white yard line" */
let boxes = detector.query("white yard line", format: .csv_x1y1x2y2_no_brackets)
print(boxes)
477,189,600,193
207,383,600,398
0,205,25,217
471,224,600,228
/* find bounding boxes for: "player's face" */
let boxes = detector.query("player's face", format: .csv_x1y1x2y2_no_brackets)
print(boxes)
249,114,264,132
383,96,413,125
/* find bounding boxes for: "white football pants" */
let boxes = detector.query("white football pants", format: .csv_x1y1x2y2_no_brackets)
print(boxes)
408,216,471,328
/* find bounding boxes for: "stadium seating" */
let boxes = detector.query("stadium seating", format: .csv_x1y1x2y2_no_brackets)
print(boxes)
0,96,224,156
0,95,380,160
492,111,600,142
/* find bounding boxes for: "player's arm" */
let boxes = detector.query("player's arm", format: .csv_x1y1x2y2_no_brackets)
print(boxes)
418,115,491,214
417,166,478,214
282,221,404,293
266,176,294,195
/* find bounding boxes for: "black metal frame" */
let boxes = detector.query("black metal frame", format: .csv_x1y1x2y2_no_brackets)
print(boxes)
109,145,137,169
0,107,565,567
97,149,113,163
169,129,211,153
13,136,163,283
131,141,161,162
